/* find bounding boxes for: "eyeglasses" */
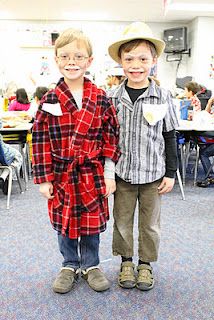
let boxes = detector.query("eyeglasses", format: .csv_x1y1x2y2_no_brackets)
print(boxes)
57,53,89,63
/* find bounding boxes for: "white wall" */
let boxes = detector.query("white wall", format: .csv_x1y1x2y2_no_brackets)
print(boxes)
0,18,213,95
189,17,214,92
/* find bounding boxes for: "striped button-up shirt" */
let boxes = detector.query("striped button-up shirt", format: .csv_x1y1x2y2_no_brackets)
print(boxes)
109,79,179,184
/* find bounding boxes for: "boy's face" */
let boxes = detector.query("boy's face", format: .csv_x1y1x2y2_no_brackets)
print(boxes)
55,40,93,85
184,87,193,98
120,42,157,88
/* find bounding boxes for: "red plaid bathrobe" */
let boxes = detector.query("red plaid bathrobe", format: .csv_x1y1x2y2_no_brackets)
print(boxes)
32,77,120,239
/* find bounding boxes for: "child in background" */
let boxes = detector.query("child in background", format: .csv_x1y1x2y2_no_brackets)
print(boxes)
196,96,214,187
205,96,214,115
184,81,201,119
27,87,49,163
28,86,49,118
108,21,179,291
32,28,120,294
106,66,125,90
0,119,23,192
9,88,30,111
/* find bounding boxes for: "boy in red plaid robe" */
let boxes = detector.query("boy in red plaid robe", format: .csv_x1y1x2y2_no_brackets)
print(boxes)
32,28,120,293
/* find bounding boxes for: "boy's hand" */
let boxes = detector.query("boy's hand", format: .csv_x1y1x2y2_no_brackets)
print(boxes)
158,177,175,195
104,178,116,197
39,182,54,199
208,97,214,106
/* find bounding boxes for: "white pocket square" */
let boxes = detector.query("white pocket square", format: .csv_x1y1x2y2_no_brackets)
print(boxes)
42,103,63,116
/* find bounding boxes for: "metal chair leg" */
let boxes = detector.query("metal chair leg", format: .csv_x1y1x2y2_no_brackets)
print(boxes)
6,167,13,209
179,144,185,185
193,145,200,186
176,168,185,200
14,167,24,193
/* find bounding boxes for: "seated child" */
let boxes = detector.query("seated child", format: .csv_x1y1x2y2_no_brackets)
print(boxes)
9,88,30,111
205,97,214,116
184,81,201,119
28,86,49,118
197,97,214,187
0,119,23,193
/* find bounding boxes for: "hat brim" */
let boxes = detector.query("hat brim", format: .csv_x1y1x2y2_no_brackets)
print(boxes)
108,37,165,63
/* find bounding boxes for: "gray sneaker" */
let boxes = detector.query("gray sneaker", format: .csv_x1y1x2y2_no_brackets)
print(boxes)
53,267,78,293
82,267,110,292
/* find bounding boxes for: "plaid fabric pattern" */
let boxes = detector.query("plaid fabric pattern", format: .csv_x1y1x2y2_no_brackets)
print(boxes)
32,77,120,239
109,79,179,184
191,96,201,112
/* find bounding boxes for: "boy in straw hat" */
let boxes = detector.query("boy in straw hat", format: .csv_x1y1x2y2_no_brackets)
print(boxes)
32,28,120,293
108,21,179,290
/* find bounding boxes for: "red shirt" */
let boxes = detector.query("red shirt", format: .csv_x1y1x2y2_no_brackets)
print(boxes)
190,95,201,112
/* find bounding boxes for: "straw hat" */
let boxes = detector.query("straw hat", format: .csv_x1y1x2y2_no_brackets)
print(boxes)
108,22,165,63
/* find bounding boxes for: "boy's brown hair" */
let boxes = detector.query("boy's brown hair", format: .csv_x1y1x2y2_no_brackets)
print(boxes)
54,28,93,57
34,86,48,101
118,39,157,59
185,81,201,95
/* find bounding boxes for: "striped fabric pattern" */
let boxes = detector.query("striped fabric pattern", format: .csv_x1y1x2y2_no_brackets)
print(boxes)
109,79,179,184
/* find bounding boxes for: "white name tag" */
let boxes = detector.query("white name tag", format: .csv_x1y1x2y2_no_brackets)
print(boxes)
143,103,168,126
42,103,63,116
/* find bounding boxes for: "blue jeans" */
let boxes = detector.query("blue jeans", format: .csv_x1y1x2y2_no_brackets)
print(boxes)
199,144,214,177
58,233,100,270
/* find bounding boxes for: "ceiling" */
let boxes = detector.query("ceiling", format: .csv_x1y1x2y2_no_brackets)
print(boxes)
0,0,214,22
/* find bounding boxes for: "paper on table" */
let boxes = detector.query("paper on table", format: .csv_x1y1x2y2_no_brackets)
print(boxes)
177,111,214,131
193,110,214,130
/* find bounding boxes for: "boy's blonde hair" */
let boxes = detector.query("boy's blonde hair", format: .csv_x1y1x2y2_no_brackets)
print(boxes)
54,28,93,57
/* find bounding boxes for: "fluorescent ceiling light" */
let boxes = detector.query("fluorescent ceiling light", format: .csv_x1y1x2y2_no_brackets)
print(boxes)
63,11,110,21
168,3,214,12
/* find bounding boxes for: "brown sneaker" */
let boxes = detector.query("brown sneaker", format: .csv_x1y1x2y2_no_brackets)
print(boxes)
82,267,110,292
53,267,78,293
118,261,136,289
136,264,154,291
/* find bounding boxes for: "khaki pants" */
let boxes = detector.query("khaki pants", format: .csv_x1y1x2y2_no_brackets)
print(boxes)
112,177,161,262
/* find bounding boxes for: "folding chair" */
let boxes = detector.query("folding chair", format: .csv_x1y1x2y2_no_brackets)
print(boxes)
1,132,30,190
176,131,190,186
192,132,214,185
175,132,186,200
0,142,23,209
194,151,214,185
204,157,214,179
